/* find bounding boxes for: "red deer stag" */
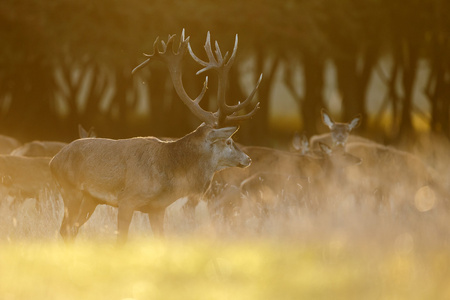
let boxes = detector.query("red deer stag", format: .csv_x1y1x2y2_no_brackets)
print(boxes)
50,30,261,243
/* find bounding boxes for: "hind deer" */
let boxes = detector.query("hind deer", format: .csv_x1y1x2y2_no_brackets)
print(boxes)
309,109,376,151
50,30,261,243
207,142,362,222
11,125,96,158
0,125,96,210
0,135,21,155
0,155,57,210
343,142,449,213
290,133,310,155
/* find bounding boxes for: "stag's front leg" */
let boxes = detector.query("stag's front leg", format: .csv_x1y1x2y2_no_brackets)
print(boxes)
147,208,166,237
60,192,98,242
117,201,136,244
59,188,83,242
183,195,199,221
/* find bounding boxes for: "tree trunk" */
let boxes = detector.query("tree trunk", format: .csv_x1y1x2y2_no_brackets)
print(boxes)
397,38,418,140
249,48,280,146
301,50,325,136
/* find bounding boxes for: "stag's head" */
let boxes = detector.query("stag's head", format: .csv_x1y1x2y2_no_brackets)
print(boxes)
132,29,262,129
192,123,251,171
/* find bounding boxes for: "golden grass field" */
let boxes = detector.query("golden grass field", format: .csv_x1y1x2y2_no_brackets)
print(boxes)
0,133,450,300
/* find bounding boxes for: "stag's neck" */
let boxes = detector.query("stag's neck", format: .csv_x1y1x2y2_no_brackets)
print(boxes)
166,136,216,195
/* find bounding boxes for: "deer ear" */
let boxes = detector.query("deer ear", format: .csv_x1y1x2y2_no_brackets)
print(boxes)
78,124,88,139
349,114,362,131
291,132,302,151
321,109,334,129
318,142,332,155
207,126,239,142
291,133,309,152
87,127,97,138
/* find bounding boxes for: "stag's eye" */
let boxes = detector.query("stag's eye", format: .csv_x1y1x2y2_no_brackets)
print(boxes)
226,139,232,146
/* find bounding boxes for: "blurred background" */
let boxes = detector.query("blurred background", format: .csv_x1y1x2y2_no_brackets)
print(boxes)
1,0,449,146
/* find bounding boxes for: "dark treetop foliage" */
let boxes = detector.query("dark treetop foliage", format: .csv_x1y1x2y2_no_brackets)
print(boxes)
1,0,449,145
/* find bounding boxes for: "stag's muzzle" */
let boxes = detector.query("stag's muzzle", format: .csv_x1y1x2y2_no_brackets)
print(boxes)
239,154,252,168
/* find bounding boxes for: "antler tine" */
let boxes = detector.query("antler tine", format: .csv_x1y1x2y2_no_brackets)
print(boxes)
194,76,209,105
204,32,219,65
179,28,186,52
224,34,238,70
214,40,224,65
190,32,238,73
132,36,161,74
150,36,161,54
134,31,190,68
220,73,263,115
188,44,207,75
131,57,151,75
163,34,182,55
223,102,260,126
188,31,222,75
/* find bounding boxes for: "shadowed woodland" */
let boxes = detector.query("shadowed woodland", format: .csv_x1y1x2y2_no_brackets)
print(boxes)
1,0,450,145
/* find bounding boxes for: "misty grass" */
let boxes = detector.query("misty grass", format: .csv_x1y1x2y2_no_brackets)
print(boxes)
1,189,450,300
1,136,450,299
0,238,449,300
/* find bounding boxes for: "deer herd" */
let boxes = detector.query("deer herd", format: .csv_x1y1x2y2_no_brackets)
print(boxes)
0,30,448,243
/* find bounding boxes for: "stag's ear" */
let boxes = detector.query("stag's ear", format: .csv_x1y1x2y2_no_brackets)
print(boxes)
321,109,334,129
88,127,97,138
79,124,97,138
348,114,362,131
207,126,239,142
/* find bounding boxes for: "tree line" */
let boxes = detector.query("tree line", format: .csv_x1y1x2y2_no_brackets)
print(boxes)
1,0,449,145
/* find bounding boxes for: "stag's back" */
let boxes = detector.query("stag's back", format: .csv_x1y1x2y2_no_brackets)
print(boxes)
50,137,170,203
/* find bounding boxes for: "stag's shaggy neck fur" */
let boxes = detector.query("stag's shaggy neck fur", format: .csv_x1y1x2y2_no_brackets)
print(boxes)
162,125,217,195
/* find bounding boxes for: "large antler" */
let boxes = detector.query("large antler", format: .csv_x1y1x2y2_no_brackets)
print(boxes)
132,30,214,125
133,29,262,127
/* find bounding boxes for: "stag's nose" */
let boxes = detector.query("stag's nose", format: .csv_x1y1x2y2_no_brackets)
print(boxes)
239,155,252,168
